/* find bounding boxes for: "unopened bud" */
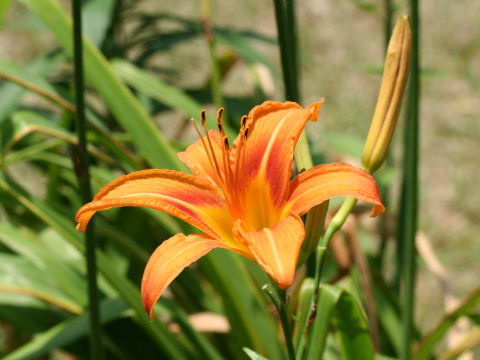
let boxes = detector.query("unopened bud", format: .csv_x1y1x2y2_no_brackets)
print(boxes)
362,16,411,173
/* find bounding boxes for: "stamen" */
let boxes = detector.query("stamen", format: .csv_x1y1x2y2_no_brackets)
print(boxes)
193,115,224,187
240,115,247,130
239,126,249,208
222,134,235,191
216,108,225,135
214,107,234,191
223,136,230,150
238,126,249,198
220,135,232,191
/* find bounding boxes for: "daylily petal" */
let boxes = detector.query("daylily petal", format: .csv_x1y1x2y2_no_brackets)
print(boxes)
75,169,236,243
233,214,305,289
142,233,227,317
230,100,323,229
285,163,385,217
178,129,226,186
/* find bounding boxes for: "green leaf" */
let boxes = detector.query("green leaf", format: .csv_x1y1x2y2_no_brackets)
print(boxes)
305,284,343,360
333,289,375,360
0,291,48,308
0,223,88,306
0,58,60,96
20,0,181,170
293,278,315,358
0,55,64,124
0,253,83,314
82,0,115,46
305,284,375,360
3,297,129,360
0,110,114,164
243,347,270,360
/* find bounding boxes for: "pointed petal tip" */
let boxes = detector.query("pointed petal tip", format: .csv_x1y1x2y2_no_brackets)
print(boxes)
142,292,157,320
75,206,91,232
277,275,294,290
370,204,386,217
307,98,325,122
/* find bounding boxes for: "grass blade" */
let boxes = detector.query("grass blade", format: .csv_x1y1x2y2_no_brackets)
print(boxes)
304,284,343,360
399,2,420,359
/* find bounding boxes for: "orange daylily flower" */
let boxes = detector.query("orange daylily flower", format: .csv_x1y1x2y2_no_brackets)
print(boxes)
75,100,384,317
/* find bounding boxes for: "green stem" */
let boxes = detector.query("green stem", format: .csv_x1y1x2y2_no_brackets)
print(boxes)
284,0,299,100
400,0,420,359
263,284,296,360
72,0,103,358
201,0,225,112
314,197,358,289
272,0,299,101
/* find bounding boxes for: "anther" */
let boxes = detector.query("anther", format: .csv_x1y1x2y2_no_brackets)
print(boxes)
216,108,225,135
200,109,207,127
223,136,230,150
240,115,247,130
244,127,249,140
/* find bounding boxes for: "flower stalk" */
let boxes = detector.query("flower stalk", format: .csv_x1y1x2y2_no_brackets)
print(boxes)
262,284,296,360
400,2,420,358
71,0,102,358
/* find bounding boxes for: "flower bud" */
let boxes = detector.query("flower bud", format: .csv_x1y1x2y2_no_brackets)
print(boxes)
362,16,411,173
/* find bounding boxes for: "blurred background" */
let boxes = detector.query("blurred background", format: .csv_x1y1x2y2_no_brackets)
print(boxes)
0,0,479,358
